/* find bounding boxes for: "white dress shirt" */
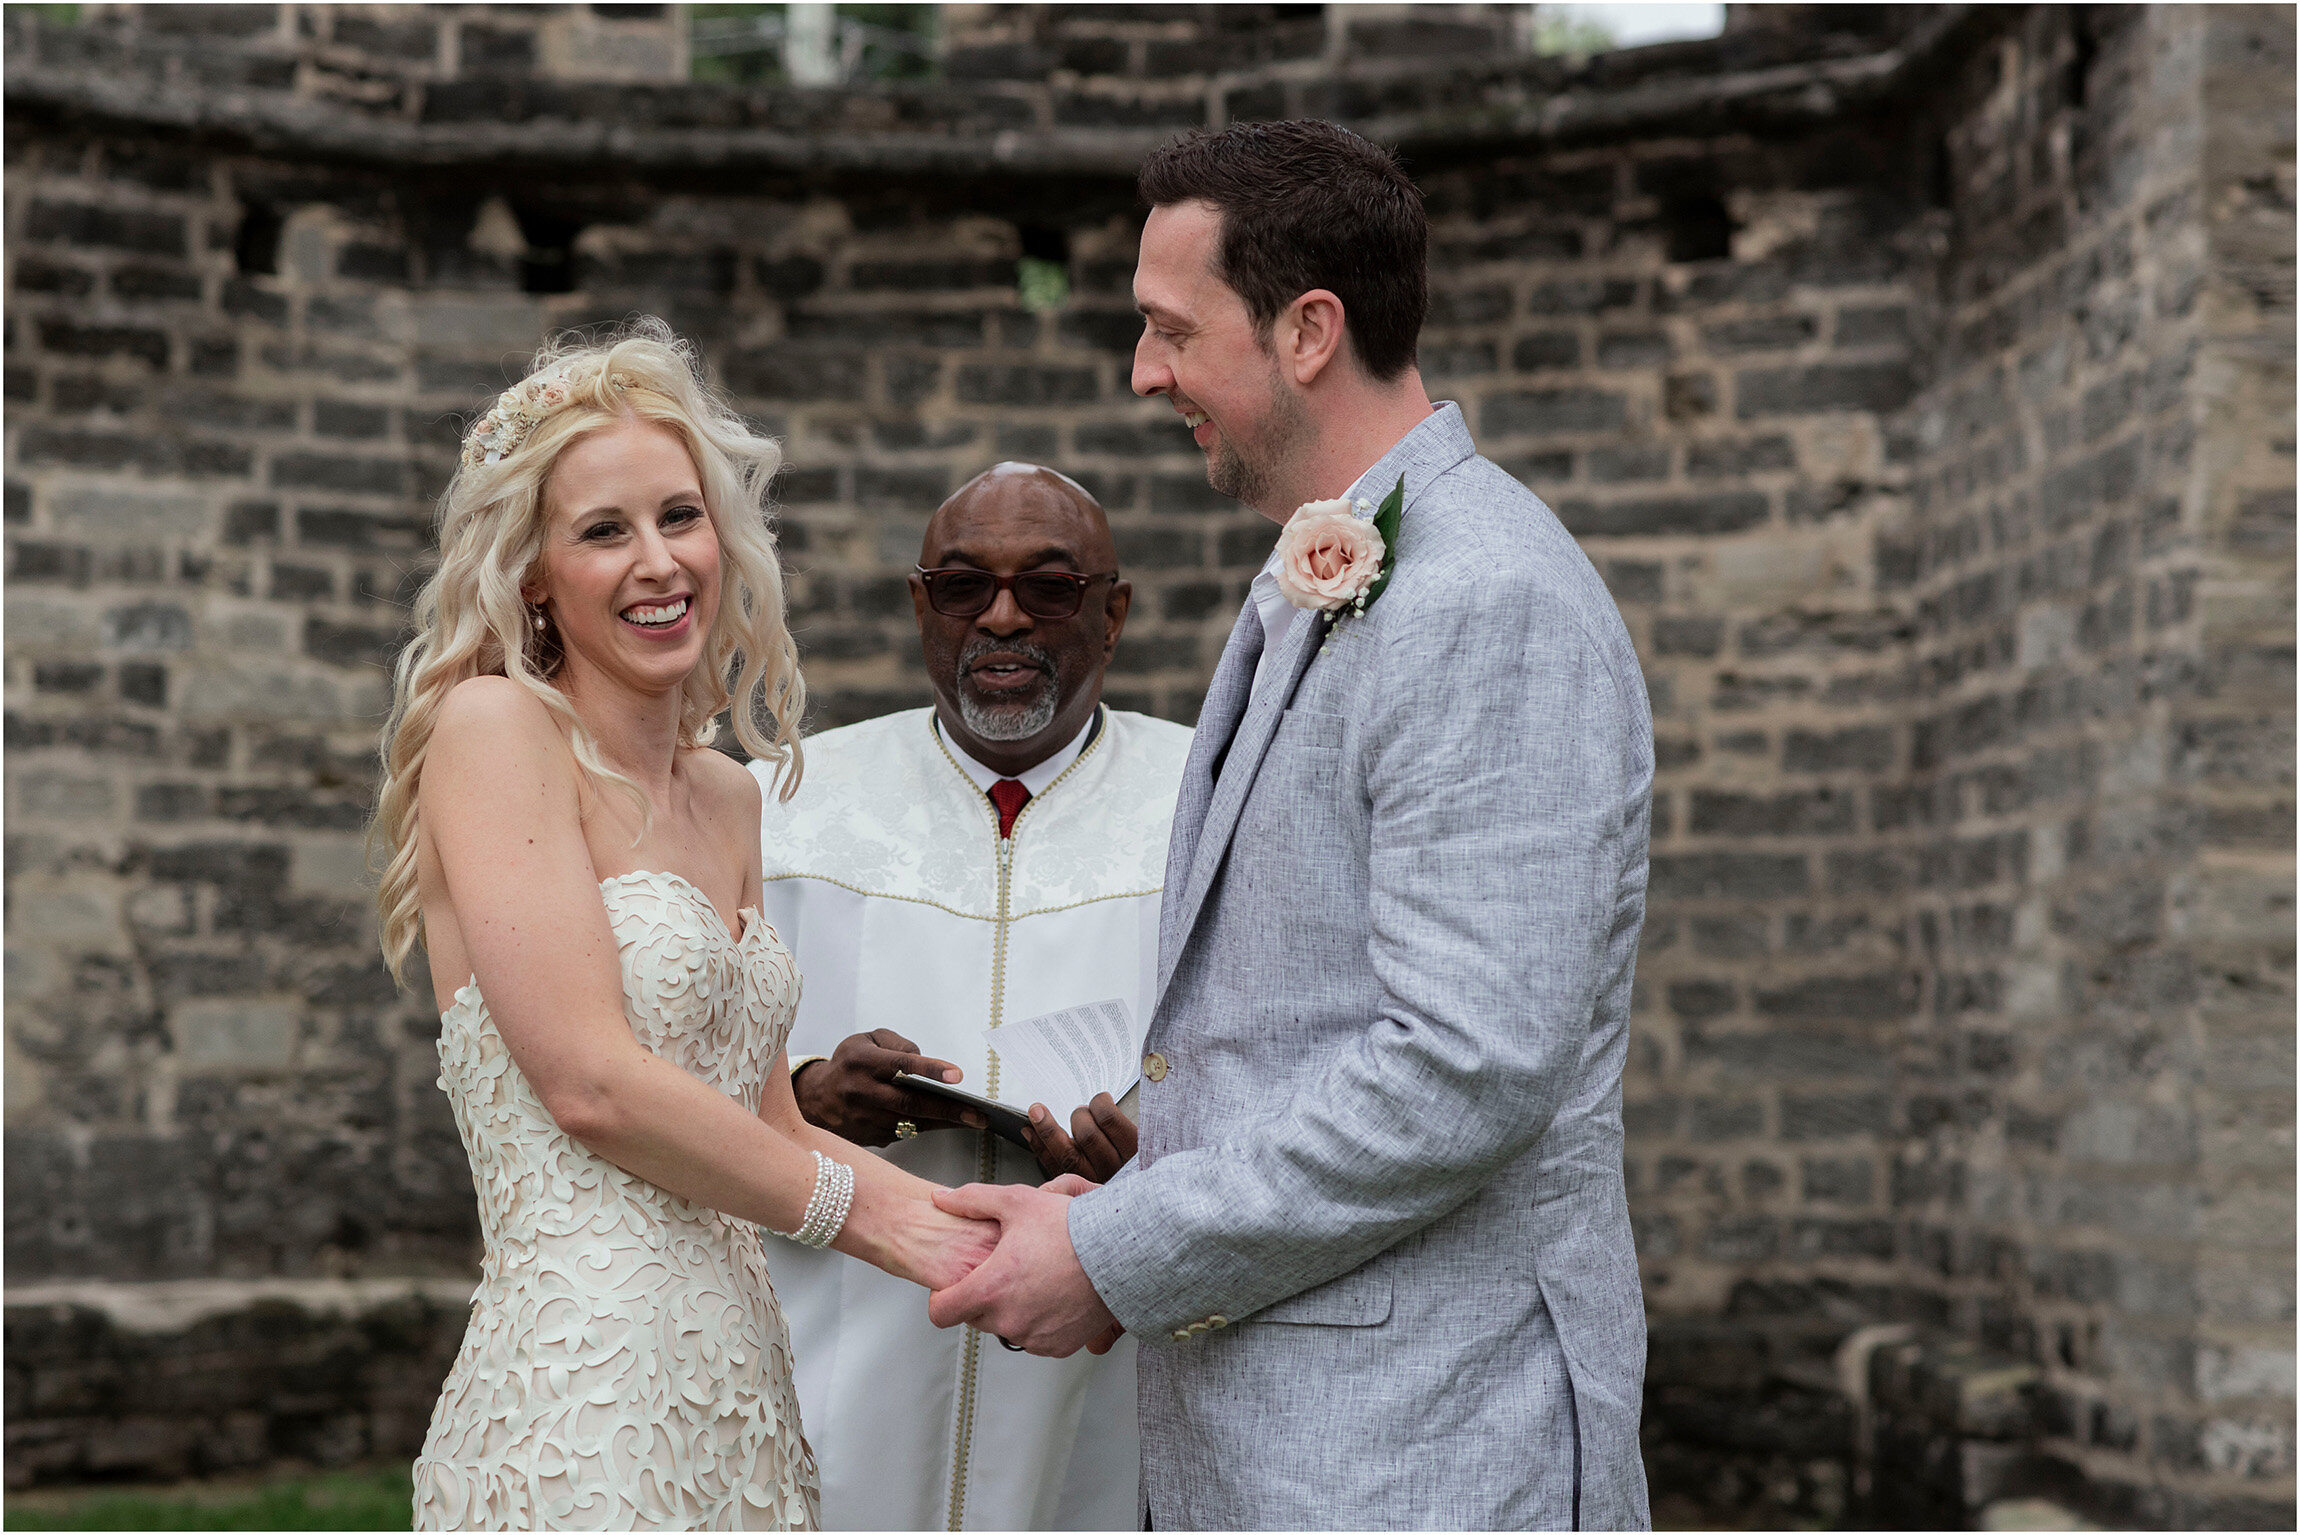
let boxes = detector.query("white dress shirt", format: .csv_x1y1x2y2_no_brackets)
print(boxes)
935,706,1098,796
1247,546,1301,702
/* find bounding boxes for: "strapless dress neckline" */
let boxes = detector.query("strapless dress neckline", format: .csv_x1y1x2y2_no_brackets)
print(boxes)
443,869,771,1018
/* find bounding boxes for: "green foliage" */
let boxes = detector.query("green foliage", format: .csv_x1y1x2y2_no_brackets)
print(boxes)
690,3,937,86
1530,10,1616,57
1016,257,1070,313
4,1468,413,1531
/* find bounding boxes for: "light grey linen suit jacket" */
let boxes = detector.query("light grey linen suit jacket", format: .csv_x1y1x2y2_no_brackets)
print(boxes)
1068,404,1653,1531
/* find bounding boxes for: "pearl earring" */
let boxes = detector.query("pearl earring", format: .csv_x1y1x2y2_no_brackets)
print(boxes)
532,609,546,631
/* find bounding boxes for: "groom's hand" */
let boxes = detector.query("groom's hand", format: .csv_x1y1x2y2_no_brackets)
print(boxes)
927,1182,1122,1357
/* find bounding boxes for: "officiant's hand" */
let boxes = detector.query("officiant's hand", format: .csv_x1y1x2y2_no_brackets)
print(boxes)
794,1030,983,1146
1022,1093,1136,1183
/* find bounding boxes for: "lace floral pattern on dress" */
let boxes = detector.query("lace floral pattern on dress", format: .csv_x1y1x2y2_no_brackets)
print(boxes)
414,870,820,1531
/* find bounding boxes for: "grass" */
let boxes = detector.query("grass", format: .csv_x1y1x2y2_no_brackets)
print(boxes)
4,1467,411,1531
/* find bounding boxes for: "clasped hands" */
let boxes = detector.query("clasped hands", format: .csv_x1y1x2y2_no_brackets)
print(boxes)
925,1174,1124,1358
927,1092,1133,1354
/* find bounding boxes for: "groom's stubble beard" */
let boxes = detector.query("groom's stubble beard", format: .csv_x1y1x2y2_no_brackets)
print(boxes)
954,635,1064,741
1204,347,1313,513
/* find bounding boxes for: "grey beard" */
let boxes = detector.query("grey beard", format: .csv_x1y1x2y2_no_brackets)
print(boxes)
955,638,1062,741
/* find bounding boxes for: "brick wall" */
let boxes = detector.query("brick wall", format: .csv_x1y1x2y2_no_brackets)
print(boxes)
4,4,2289,1520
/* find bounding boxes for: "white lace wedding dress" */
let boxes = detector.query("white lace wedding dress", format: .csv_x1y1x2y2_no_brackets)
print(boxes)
413,870,821,1531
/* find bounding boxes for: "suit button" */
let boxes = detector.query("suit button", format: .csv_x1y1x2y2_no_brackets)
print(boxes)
1207,1315,1228,1329
1170,1328,1191,1342
1143,1052,1168,1083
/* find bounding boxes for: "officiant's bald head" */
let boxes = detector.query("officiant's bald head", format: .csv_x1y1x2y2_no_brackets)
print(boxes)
924,462,1113,563
910,463,1131,777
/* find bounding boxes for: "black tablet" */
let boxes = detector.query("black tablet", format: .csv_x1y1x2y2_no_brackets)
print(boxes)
893,1073,1036,1151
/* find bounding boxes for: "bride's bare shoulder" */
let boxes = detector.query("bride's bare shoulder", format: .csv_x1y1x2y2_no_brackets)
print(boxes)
686,743,765,821
427,677,575,784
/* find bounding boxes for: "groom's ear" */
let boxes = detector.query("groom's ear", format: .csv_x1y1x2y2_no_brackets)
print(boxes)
1281,288,1348,388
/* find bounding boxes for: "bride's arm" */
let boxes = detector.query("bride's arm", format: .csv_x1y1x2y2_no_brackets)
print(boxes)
754,1049,1000,1276
424,678,992,1290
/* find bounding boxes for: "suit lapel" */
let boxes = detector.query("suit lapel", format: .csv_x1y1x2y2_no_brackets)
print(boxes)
1156,603,1260,988
1153,603,1326,1011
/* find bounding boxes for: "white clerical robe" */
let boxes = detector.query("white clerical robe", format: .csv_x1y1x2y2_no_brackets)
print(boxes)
749,704,1191,1532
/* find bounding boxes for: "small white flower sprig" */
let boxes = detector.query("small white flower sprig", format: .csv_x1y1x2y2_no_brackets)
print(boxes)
461,362,635,468
1273,474,1405,650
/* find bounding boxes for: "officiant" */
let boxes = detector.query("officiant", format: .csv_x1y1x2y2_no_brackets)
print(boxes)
751,463,1191,1531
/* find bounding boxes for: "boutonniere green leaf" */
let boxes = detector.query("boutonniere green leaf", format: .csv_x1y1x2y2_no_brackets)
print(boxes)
1358,474,1406,614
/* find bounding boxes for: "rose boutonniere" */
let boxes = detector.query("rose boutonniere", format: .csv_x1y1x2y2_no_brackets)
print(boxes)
1275,475,1404,629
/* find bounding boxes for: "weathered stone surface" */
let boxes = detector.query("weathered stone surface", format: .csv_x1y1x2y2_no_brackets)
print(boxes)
2,2,2291,1524
2,1281,472,1489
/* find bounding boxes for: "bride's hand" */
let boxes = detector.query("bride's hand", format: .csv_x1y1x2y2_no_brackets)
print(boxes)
902,1195,1001,1292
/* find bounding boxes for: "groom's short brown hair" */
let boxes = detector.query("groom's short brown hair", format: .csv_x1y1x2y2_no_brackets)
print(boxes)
1138,119,1427,382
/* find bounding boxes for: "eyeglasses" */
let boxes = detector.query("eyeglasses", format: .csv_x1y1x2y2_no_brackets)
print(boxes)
913,565,1118,620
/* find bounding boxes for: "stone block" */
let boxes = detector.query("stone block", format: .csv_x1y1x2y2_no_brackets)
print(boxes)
1691,1098,1764,1141
1558,492,1770,538
5,877,124,947
169,1000,298,1074
14,772,120,823
1691,788,1857,836
1735,361,1916,417
955,364,1098,407
1686,436,1796,477
19,202,187,258
269,452,411,498
1778,1092,1891,1142
1801,1156,1874,1204
1511,331,1581,371
1484,388,1628,437
388,294,548,353
1597,331,1673,369
1650,852,1810,900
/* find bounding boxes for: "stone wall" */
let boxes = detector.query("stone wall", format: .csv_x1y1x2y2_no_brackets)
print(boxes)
1629,8,2295,1527
4,4,2289,1524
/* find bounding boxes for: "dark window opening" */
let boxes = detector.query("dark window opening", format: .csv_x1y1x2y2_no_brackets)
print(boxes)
517,206,586,295
1928,136,1956,211
1018,224,1069,264
1661,193,1734,263
235,203,283,276
2065,9,2098,108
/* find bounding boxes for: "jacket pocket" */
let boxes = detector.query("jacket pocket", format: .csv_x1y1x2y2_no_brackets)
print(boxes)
1254,1267,1393,1328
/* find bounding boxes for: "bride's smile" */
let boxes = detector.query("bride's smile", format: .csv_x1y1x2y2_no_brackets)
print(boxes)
527,417,723,696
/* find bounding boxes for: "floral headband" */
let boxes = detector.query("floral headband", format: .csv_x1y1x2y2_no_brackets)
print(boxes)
461,362,635,468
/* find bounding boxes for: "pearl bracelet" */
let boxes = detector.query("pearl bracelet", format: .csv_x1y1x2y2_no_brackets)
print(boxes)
786,1150,854,1248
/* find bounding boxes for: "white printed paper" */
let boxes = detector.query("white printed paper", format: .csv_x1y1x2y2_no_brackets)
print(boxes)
983,998,1141,1116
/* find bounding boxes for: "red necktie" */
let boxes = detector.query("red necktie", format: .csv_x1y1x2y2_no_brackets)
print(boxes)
989,778,1031,839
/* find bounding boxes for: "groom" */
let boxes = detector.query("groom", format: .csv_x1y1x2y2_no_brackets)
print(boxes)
931,120,1654,1530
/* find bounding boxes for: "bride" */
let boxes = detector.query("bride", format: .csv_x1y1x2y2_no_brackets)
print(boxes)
371,319,994,1530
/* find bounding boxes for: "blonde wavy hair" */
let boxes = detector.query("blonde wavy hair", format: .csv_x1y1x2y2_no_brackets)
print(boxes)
371,317,805,984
